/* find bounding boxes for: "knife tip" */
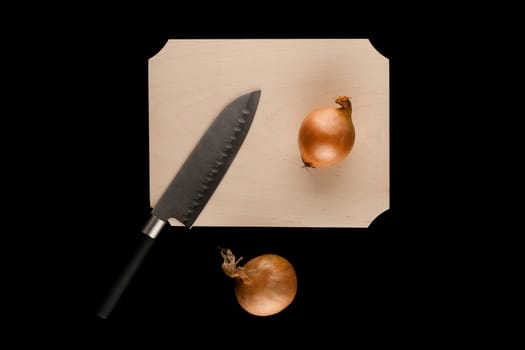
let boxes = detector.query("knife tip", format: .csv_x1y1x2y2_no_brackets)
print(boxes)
250,89,261,100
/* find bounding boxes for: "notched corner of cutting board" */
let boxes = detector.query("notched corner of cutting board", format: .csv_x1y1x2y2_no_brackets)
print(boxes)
367,207,392,229
146,38,171,61
364,38,391,62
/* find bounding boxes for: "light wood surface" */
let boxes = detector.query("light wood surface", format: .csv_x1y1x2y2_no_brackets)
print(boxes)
148,39,389,227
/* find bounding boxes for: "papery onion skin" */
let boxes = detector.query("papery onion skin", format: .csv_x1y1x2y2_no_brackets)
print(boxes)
221,249,297,316
298,96,355,168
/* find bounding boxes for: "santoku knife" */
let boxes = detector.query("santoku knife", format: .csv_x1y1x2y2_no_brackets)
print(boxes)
97,90,261,318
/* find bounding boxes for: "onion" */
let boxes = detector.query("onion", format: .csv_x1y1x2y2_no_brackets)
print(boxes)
220,248,297,316
298,96,355,168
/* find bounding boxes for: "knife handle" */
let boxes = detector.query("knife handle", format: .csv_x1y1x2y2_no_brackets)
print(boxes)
97,216,166,319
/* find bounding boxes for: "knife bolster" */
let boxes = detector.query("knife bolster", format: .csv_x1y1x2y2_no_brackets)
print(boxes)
142,215,166,239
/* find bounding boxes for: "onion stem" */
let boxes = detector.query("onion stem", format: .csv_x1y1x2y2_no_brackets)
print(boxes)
335,95,352,113
220,248,251,284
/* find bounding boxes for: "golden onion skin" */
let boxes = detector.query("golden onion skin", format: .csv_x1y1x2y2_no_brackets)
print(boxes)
298,96,355,168
234,254,297,316
221,249,297,317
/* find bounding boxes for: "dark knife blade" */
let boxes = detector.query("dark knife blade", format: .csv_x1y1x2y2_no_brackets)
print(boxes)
97,90,261,318
151,89,261,228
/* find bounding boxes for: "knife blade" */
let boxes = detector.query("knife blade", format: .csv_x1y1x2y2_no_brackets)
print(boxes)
97,90,261,318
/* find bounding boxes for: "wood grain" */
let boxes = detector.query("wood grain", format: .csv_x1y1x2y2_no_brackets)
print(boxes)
148,39,389,227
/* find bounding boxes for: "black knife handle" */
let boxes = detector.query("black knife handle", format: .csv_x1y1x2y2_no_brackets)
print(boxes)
97,234,156,319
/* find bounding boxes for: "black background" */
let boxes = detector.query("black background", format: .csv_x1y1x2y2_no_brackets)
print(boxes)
88,32,426,345
15,16,493,347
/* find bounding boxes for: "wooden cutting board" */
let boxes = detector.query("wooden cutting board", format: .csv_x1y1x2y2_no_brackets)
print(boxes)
148,39,389,227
